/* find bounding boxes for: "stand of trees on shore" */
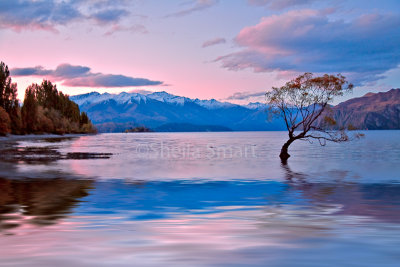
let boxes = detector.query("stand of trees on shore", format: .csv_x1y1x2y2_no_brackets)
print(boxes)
125,126,153,133
0,61,96,136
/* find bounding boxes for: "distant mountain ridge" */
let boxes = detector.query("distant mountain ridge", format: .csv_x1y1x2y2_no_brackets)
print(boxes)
70,91,285,132
70,89,400,132
324,88,400,130
72,91,250,110
155,123,232,132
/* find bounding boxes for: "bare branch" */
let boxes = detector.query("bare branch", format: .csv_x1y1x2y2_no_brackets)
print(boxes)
265,73,357,160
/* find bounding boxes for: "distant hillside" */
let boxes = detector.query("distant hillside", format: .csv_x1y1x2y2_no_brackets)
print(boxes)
324,89,400,130
71,91,286,132
71,89,400,132
155,123,232,132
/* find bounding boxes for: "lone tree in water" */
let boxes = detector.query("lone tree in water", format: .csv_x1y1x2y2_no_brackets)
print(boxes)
266,72,356,162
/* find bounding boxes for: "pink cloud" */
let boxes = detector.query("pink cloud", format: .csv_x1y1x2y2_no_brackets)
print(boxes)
235,9,321,55
104,24,148,36
247,0,318,10
215,9,400,85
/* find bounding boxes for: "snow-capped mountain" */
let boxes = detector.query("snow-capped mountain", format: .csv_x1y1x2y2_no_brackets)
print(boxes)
147,91,188,105
71,91,148,106
245,102,267,110
193,98,237,109
70,91,284,132
72,91,243,109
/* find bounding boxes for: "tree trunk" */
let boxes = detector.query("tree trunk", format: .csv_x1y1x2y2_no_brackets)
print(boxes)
279,138,294,162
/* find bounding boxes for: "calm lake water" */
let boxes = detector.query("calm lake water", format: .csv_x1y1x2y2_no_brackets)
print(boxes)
1,131,400,266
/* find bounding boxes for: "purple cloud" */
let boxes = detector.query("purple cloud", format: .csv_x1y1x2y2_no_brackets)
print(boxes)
226,91,265,100
91,9,129,24
215,9,400,84
11,66,52,76
0,0,130,32
202,37,227,48
247,0,317,10
166,0,218,18
11,64,162,87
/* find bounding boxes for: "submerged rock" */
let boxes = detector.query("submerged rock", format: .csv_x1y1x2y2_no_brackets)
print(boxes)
0,143,113,164
65,152,113,159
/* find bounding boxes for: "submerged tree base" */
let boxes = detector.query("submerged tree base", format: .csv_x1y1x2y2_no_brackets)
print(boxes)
279,151,290,161
279,139,293,162
279,150,291,165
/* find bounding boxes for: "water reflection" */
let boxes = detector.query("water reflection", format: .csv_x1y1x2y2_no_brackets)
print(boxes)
0,132,400,266
2,172,398,234
282,163,400,223
1,174,400,265
0,177,93,232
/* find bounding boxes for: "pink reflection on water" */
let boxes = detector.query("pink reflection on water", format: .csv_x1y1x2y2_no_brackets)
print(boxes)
65,133,283,181
2,205,392,266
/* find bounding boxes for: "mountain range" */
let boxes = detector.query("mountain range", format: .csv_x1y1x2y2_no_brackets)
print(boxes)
70,89,400,132
324,88,400,130
70,91,285,132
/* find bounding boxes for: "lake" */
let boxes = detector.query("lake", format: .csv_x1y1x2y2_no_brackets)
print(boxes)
1,131,400,266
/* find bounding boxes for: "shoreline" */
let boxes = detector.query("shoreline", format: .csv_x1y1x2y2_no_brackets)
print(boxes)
0,133,94,142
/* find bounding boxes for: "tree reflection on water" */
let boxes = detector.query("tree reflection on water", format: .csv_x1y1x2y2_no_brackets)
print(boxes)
0,178,93,231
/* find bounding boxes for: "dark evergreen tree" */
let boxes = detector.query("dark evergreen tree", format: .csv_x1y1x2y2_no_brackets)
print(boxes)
80,112,89,126
0,61,11,109
21,85,38,133
0,61,22,134
0,106,11,135
35,80,58,109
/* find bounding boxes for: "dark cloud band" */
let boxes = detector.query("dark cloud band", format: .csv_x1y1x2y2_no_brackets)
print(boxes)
11,64,163,88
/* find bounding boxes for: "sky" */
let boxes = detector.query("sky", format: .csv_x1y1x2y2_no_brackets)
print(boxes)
1,0,400,105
